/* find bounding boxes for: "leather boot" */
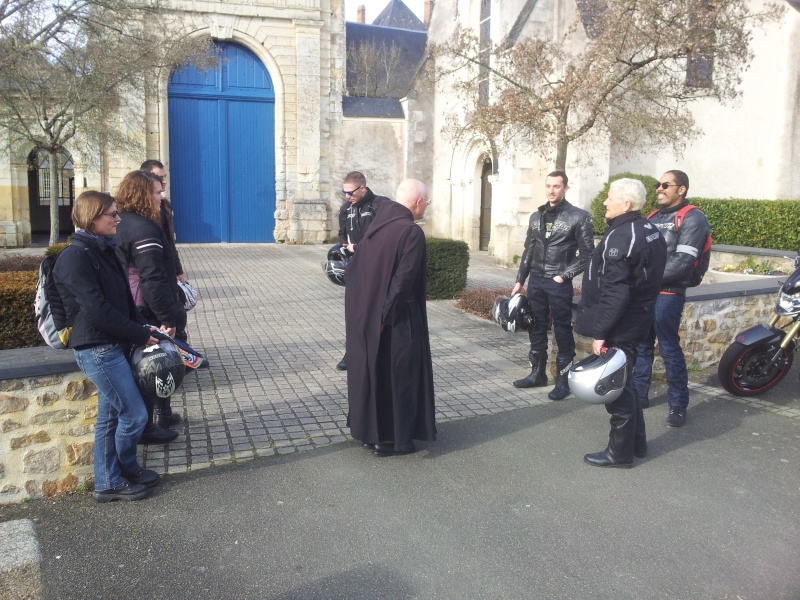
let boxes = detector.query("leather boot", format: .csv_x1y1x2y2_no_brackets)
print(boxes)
605,393,635,463
154,397,182,429
513,350,548,388
547,357,573,400
138,422,178,445
634,394,647,458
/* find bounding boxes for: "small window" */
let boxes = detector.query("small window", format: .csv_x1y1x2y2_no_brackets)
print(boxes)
30,149,75,207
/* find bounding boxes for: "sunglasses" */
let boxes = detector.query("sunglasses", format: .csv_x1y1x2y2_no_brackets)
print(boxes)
342,189,358,197
655,182,679,191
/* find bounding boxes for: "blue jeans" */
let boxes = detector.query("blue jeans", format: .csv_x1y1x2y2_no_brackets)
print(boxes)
74,344,148,492
633,293,689,409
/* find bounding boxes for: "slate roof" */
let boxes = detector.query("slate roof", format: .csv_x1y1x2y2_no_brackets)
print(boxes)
372,0,426,31
342,96,405,118
344,21,427,100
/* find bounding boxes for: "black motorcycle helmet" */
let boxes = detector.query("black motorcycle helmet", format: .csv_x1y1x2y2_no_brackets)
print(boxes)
130,339,186,398
327,244,353,263
324,260,347,286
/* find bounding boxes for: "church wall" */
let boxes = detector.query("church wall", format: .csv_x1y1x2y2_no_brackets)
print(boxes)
424,0,799,268
609,7,800,202
334,116,405,238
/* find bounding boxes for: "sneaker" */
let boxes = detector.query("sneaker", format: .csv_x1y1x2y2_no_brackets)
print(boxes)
667,406,686,427
94,481,150,503
122,468,161,488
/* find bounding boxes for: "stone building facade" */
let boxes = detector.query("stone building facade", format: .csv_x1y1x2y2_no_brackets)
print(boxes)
0,0,347,247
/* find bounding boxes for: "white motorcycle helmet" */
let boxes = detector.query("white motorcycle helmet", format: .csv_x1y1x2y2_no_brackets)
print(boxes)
177,280,198,311
492,293,532,333
568,347,628,404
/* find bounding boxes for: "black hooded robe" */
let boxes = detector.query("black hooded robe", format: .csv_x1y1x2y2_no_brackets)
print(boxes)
345,200,436,451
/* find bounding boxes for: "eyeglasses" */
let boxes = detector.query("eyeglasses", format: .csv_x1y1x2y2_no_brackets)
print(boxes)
342,187,360,197
103,210,119,218
655,182,679,191
420,197,432,205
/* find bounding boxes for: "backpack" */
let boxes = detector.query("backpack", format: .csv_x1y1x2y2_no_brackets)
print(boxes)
648,204,712,287
34,251,73,349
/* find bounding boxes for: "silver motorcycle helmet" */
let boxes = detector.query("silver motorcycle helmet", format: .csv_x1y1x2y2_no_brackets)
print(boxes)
568,347,628,404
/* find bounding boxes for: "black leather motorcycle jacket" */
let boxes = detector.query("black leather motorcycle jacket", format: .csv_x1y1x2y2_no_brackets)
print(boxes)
647,201,710,295
515,200,595,284
338,188,388,246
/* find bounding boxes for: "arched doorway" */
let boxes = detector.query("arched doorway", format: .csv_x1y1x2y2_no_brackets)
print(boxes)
27,149,74,235
479,157,492,251
167,42,276,242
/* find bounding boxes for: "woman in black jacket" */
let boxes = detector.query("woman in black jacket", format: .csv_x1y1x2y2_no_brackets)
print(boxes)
53,191,161,502
115,170,187,433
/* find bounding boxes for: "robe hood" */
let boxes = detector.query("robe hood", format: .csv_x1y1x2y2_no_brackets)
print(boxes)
364,200,414,239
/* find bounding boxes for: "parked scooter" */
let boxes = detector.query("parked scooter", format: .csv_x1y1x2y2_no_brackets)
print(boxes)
718,252,800,396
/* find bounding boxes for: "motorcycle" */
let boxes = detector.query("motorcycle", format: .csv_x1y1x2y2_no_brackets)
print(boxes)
718,251,800,396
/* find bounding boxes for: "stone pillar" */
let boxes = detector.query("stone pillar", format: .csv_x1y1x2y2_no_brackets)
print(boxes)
289,19,327,244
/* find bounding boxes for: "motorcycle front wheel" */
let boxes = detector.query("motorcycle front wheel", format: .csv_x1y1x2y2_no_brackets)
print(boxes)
718,341,794,397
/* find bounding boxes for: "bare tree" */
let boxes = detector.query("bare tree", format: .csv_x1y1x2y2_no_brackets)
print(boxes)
0,0,215,244
347,38,404,98
431,0,784,172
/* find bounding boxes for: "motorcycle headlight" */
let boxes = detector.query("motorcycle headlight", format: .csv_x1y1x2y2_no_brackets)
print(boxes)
776,291,800,316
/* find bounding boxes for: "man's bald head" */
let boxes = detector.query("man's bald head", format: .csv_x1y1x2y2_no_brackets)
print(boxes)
396,179,429,220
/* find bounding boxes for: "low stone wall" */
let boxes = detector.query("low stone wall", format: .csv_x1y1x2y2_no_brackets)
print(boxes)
551,279,781,378
0,349,96,505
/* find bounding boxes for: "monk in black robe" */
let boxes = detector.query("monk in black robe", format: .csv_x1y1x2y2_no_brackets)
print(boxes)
345,179,436,457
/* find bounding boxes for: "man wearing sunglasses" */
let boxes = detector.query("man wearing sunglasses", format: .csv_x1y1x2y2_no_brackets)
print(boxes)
335,171,389,370
633,170,710,428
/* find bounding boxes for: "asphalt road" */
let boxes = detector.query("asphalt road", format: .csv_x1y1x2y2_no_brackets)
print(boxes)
3,385,798,600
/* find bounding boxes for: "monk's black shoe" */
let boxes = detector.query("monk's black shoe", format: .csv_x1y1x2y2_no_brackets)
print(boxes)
336,354,347,371
361,442,375,449
373,443,415,457
583,449,632,469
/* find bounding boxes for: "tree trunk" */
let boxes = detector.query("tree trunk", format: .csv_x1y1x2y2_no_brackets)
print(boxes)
554,137,568,172
48,152,60,246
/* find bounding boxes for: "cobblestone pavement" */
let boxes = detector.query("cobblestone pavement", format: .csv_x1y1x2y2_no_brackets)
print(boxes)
141,245,799,475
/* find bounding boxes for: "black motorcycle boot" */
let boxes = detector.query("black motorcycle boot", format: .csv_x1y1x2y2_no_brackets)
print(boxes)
548,356,573,400
154,397,182,429
634,395,647,458
513,350,548,388
606,402,636,464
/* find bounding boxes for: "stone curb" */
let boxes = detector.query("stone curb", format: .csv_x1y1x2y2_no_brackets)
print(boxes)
0,519,43,600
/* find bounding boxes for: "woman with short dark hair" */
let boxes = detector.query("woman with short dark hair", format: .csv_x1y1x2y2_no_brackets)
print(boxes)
53,191,161,502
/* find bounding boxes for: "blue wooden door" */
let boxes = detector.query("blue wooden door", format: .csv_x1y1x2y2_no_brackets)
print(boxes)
168,43,276,242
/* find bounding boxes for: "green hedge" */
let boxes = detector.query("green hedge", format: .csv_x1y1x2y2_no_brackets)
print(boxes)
0,271,41,350
690,199,800,249
426,237,469,299
591,174,800,249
